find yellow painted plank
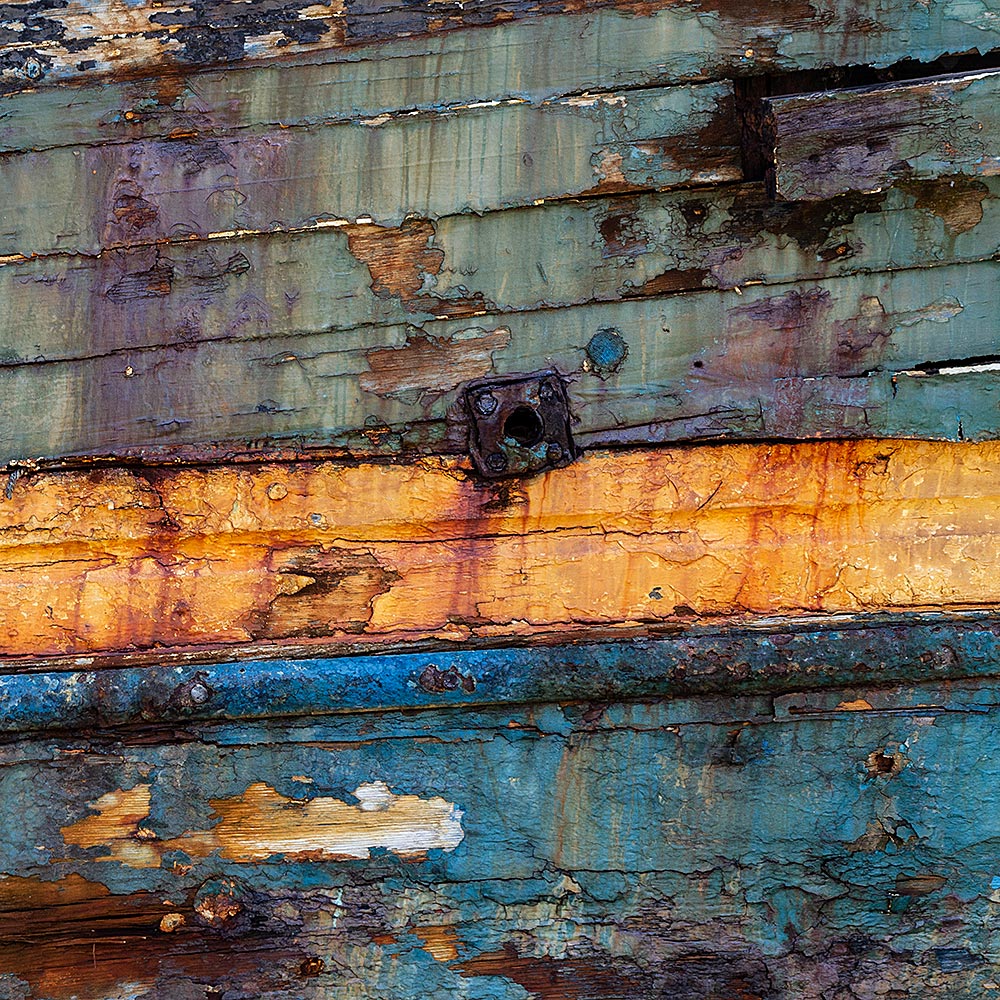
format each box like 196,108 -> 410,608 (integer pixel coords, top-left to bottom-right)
1,438 -> 998,660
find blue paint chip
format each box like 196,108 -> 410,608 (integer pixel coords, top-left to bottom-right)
990,875 -> 1000,889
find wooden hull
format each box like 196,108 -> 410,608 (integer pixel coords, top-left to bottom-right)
1,0 -> 999,994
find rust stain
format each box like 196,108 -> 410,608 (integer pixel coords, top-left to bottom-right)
623,267 -> 711,296
895,873 -> 947,897
0,871 -> 305,1000
456,942 -> 770,1000
4,440 -> 1000,659
343,219 -> 491,317
597,200 -> 652,258
865,749 -> 908,779
360,326 -> 511,401
60,781 -> 465,867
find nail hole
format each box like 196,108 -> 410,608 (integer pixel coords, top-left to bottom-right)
504,406 -> 544,447
865,749 -> 907,778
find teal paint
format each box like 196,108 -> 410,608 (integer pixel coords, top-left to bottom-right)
4,673 -> 1000,997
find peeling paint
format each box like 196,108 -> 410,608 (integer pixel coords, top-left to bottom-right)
62,781 -> 465,866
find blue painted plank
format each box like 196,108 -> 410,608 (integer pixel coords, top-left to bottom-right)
3,612 -> 1000,733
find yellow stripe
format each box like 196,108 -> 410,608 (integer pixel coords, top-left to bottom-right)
1,439 -> 998,659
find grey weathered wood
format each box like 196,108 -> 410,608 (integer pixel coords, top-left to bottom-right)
3,177 -> 997,366
1,259 -> 995,463
1,0 -> 998,99
0,83 -> 740,258
768,69 -> 1000,201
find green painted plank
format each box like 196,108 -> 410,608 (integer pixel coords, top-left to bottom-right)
2,177 -> 998,366
769,69 -> 1000,201
0,83 -> 740,258
1,613 -> 999,731
1,676 -> 999,997
1,0 -> 998,101
0,259 -> 996,463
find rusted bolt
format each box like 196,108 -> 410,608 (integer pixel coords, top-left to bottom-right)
194,878 -> 246,930
539,380 -> 558,403
171,671 -> 213,711
266,482 -> 288,500
585,328 -> 628,376
159,912 -> 186,933
545,442 -> 564,464
299,956 -> 326,977
486,452 -> 508,474
865,748 -> 907,778
418,663 -> 476,694
473,391 -> 498,416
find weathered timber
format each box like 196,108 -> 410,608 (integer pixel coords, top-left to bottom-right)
1,440 -> 999,660
1,0 -> 998,97
1,678 -> 999,997
1,613 -> 999,729
0,83 -> 741,258
2,177 -> 997,366
768,68 -> 1000,200
1,259 -> 996,463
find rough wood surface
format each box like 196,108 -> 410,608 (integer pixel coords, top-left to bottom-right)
1,439 -> 999,661
2,257 -> 996,464
1,0 -> 997,96
768,68 -> 1000,201
0,82 -> 741,259
3,177 -> 997,364
0,677 -> 998,998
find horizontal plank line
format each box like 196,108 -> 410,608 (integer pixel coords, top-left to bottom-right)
2,612 -> 1000,731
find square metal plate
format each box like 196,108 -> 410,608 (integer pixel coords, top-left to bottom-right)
464,370 -> 575,479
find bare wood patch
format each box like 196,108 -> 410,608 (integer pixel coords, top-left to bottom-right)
61,780 -> 465,866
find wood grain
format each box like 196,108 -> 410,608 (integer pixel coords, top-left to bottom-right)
1,677 -> 998,997
1,439 -> 999,660
0,83 -> 740,258
2,258 -> 996,464
768,69 -> 1000,200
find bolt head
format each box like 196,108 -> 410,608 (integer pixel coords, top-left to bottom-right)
486,451 -> 508,473
539,381 -> 558,403
189,681 -> 211,705
545,442 -> 564,464
474,391 -> 498,416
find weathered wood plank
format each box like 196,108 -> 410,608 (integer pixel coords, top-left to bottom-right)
1,439 -> 999,660
2,259 -> 996,463
769,68 -> 1000,201
1,613 -> 998,727
1,0 -> 998,97
0,83 -> 740,258
3,177 -> 997,367
1,678 -> 998,997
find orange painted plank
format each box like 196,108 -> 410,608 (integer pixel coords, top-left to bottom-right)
1,438 -> 998,660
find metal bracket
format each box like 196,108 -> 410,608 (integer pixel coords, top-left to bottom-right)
464,370 -> 576,479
